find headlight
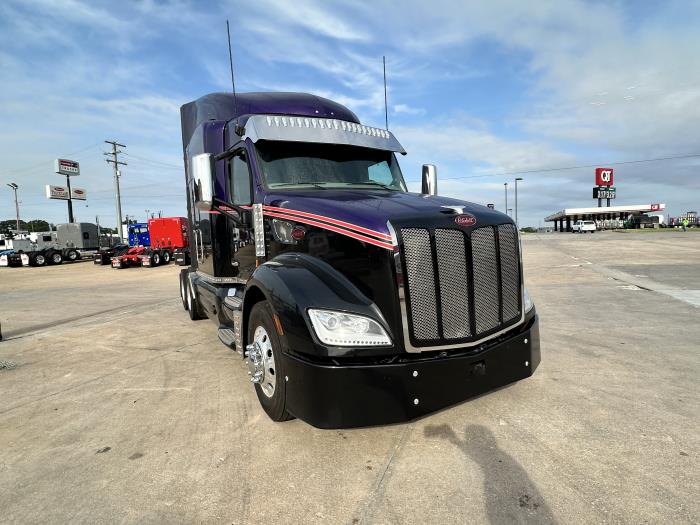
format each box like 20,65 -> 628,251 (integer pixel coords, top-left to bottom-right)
524,288 -> 534,312
308,309 -> 391,346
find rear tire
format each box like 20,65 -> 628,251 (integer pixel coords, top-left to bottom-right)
47,251 -> 63,265
151,252 -> 161,266
163,251 -> 171,264
247,301 -> 294,422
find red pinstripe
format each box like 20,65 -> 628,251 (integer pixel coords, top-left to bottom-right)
262,205 -> 392,241
263,210 -> 396,250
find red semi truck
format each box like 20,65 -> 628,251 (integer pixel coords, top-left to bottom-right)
112,217 -> 189,268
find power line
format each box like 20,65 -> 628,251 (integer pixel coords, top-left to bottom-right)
0,142 -> 102,178
122,152 -> 182,169
439,152 -> 700,181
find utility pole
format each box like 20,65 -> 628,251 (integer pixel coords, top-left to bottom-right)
6,183 -> 20,231
515,177 -> 523,229
104,140 -> 126,242
504,182 -> 508,215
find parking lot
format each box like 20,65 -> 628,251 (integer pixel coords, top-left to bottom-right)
1,231 -> 698,524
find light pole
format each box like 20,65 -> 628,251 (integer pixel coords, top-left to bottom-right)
7,183 -> 20,231
514,177 -> 523,229
145,209 -> 150,223
504,182 -> 508,214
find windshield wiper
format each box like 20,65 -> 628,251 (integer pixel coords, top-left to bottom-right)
342,181 -> 396,190
271,182 -> 328,189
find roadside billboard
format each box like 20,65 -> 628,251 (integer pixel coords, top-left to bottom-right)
54,158 -> 80,176
46,185 -> 70,200
71,188 -> 87,200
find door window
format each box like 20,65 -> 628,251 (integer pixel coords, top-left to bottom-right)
229,153 -> 252,205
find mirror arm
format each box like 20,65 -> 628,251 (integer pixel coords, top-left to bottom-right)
211,197 -> 252,224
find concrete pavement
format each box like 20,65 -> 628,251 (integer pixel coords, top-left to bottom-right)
0,231 -> 698,524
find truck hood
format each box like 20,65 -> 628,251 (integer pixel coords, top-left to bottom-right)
263,189 -> 512,241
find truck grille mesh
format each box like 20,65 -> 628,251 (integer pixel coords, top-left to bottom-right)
401,228 -> 439,340
400,223 -> 521,346
435,229 -> 471,339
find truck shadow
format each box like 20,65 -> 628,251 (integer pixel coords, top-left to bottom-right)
424,423 -> 557,525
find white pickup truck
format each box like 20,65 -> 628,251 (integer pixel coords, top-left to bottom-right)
572,220 -> 597,233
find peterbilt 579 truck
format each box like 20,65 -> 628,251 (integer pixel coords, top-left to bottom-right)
179,92 -> 540,428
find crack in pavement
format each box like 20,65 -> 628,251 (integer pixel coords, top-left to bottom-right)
354,423 -> 412,524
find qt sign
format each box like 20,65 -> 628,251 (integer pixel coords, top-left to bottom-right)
595,167 -> 614,186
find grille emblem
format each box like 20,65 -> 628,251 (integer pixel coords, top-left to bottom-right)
454,214 -> 477,227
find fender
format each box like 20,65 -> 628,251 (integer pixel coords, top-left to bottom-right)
245,253 -> 395,359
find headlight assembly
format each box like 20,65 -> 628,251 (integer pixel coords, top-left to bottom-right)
308,309 -> 391,347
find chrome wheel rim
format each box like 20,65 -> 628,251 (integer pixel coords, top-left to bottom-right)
36,255 -> 45,265
253,325 -> 276,398
52,254 -> 61,263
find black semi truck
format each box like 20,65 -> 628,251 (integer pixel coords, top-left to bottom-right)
179,92 -> 540,428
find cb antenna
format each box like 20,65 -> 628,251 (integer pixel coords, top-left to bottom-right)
383,56 -> 389,130
226,20 -> 240,127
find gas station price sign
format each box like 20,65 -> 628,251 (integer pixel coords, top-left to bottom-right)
593,187 -> 616,199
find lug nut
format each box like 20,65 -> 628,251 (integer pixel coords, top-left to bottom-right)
413,398 -> 419,405
412,370 -> 418,378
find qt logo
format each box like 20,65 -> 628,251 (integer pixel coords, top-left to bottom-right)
595,167 -> 614,186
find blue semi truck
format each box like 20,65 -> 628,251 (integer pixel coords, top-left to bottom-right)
178,92 -> 540,428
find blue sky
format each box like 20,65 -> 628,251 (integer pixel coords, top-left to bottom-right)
1,0 -> 699,228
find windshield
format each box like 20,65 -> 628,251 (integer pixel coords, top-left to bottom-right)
255,141 -> 407,191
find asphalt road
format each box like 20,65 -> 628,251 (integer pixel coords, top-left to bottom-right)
0,231 -> 698,524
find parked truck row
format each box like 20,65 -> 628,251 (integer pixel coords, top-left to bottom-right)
109,217 -> 190,268
0,223 -> 98,267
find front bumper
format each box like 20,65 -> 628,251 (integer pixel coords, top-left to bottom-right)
282,315 -> 540,428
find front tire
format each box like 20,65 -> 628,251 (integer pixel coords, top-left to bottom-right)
247,302 -> 293,422
180,273 -> 189,311
163,250 -> 171,264
186,280 -> 205,320
31,253 -> 47,267
65,249 -> 79,262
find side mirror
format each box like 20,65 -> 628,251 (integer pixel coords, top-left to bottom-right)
192,153 -> 214,210
421,164 -> 438,196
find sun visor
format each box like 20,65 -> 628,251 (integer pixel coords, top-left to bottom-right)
243,115 -> 406,154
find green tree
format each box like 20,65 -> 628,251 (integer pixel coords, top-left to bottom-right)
0,219 -> 28,235
26,219 -> 50,232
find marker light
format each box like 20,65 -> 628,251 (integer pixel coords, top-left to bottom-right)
524,288 -> 534,312
308,309 -> 391,347
265,116 -> 390,139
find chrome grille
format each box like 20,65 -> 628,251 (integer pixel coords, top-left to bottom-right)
435,229 -> 471,339
400,223 -> 521,346
472,227 -> 500,334
498,224 -> 520,321
401,228 -> 439,340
